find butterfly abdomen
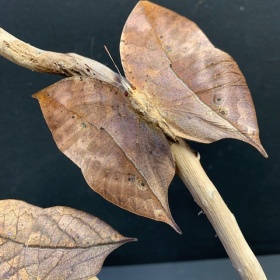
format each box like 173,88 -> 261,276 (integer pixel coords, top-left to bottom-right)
128,88 -> 177,141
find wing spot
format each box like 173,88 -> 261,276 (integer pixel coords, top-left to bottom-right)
217,106 -> 229,116
128,174 -> 135,182
166,46 -> 172,52
213,95 -> 222,104
137,180 -> 147,191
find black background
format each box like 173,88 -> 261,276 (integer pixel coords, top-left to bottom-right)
0,0 -> 279,266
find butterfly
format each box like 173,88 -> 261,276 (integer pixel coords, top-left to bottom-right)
33,1 -> 266,233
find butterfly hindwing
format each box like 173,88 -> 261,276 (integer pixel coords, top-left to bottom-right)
33,77 -> 180,233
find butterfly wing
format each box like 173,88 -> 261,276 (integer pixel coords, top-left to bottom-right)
33,77 -> 180,233
120,1 -> 267,157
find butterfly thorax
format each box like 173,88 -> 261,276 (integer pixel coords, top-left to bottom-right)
127,89 -> 177,142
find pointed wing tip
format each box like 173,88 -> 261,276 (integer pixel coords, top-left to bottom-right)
250,138 -> 268,158
32,91 -> 42,100
160,205 -> 182,234
168,219 -> 182,234
32,89 -> 50,102
31,93 -> 38,99
258,145 -> 268,158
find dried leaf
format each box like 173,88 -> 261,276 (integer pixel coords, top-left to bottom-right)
120,0 -> 267,157
0,200 -> 135,280
33,77 -> 180,233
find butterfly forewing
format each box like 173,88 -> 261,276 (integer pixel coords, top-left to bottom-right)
33,77 -> 180,233
120,1 -> 267,157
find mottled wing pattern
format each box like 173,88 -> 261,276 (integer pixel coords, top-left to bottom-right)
33,77 -> 179,232
0,200 -> 134,280
120,1 -> 267,157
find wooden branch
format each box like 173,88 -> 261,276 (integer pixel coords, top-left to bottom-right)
0,28 -> 124,88
0,28 -> 267,280
170,139 -> 266,280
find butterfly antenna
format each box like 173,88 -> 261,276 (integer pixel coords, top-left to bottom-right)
104,45 -> 132,92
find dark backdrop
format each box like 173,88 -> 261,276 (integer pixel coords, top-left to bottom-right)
0,0 -> 279,266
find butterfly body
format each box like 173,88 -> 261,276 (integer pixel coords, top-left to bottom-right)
127,88 -> 177,141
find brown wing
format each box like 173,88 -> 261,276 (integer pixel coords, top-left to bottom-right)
120,1 -> 267,157
33,77 -> 180,233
